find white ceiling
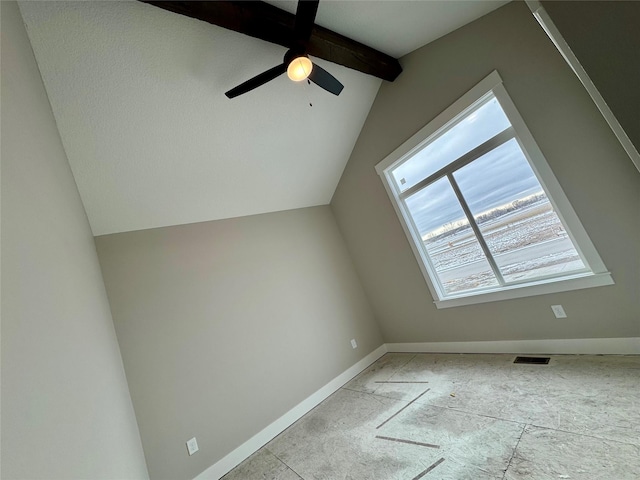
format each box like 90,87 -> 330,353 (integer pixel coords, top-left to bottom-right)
19,0 -> 507,235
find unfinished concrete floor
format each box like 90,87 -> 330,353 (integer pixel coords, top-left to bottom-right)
222,353 -> 640,479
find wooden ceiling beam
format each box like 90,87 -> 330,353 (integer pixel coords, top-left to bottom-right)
140,1 -> 402,81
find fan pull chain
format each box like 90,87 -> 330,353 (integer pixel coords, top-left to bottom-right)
307,79 -> 313,107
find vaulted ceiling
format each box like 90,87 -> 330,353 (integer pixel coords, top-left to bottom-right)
19,0 -> 507,235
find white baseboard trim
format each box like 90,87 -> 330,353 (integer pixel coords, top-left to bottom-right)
386,337 -> 640,355
194,344 -> 388,479
194,337 -> 638,479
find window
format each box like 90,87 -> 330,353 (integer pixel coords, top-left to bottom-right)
376,71 -> 613,308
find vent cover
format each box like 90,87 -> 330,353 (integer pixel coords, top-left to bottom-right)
514,356 -> 550,364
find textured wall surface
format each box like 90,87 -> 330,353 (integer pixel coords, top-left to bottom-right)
17,1 -> 509,236
95,206 -> 382,479
1,2 -> 149,478
18,0 -> 381,235
331,1 -> 640,343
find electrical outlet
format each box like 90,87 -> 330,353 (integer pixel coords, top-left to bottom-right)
350,339 -> 358,349
551,305 -> 567,318
186,437 -> 199,456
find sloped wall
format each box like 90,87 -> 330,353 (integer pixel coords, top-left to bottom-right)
542,0 -> 640,156
1,2 -> 149,478
331,1 -> 639,343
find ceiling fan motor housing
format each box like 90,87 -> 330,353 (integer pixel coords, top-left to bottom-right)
222,1 -> 346,98
284,49 -> 307,66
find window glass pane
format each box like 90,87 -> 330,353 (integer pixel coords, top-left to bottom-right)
405,177 -> 499,295
453,139 -> 586,283
392,96 -> 511,192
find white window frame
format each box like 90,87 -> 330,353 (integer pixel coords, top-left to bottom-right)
375,71 -> 613,309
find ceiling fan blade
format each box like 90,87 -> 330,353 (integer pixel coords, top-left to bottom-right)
308,63 -> 344,96
225,63 -> 287,98
293,0 -> 319,47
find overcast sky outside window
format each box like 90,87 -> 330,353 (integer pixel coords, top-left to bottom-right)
398,96 -> 544,235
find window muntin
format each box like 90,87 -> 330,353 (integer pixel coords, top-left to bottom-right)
405,177 -> 500,295
391,95 -> 511,193
453,139 -> 586,285
376,71 -> 613,307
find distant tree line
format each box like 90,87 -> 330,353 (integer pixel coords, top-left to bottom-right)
475,192 -> 547,225
424,191 -> 547,244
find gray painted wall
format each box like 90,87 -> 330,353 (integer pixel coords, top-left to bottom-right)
95,206 -> 382,480
331,1 -> 640,343
1,2 -> 149,478
542,0 -> 640,155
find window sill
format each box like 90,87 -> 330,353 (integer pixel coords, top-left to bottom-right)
433,272 -> 614,309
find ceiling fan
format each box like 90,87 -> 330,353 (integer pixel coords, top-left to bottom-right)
141,1 -> 402,96
226,1 -> 342,98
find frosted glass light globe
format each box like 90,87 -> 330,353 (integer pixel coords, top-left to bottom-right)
287,57 -> 313,81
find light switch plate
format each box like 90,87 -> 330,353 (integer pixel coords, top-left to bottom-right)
350,339 -> 358,349
186,437 -> 199,456
551,305 -> 567,318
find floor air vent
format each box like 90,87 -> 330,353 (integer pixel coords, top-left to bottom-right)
514,356 -> 550,364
